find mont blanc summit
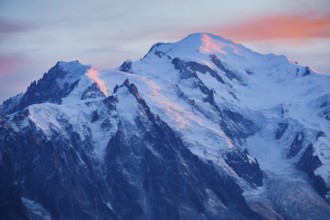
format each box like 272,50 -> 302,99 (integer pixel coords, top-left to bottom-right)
1,33 -> 330,220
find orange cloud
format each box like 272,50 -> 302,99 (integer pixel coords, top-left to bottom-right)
215,13 -> 330,41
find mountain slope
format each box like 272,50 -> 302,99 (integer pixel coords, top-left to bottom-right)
1,33 -> 330,219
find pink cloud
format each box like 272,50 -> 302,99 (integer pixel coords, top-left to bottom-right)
214,13 -> 330,42
0,55 -> 26,76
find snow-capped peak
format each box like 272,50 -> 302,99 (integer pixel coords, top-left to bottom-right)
1,33 -> 330,220
144,32 -> 251,59
178,33 -> 246,53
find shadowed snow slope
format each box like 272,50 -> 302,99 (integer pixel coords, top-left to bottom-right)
1,33 -> 330,220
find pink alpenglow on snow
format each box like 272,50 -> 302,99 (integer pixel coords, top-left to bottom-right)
87,68 -> 109,96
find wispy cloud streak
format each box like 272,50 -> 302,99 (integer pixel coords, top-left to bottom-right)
215,13 -> 330,41
0,20 -> 34,34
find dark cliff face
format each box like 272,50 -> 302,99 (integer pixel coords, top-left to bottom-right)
297,144 -> 329,203
172,57 -> 225,84
224,149 -> 263,187
287,132 -> 304,158
0,119 -> 28,220
171,57 -> 257,144
0,82 -> 262,220
0,113 -> 117,220
209,54 -> 241,83
275,123 -> 288,139
0,61 -> 89,116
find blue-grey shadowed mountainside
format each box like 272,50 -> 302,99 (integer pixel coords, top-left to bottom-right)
1,33 -> 330,220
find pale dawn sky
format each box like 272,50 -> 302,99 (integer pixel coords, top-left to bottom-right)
0,0 -> 329,102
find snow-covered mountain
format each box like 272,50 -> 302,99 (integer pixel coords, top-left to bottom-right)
1,33 -> 329,220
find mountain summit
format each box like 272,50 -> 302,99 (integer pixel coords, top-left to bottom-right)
1,33 -> 330,219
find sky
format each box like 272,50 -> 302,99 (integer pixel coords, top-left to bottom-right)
1,0 -> 330,102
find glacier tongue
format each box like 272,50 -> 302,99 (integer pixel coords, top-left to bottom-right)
1,33 -> 330,219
